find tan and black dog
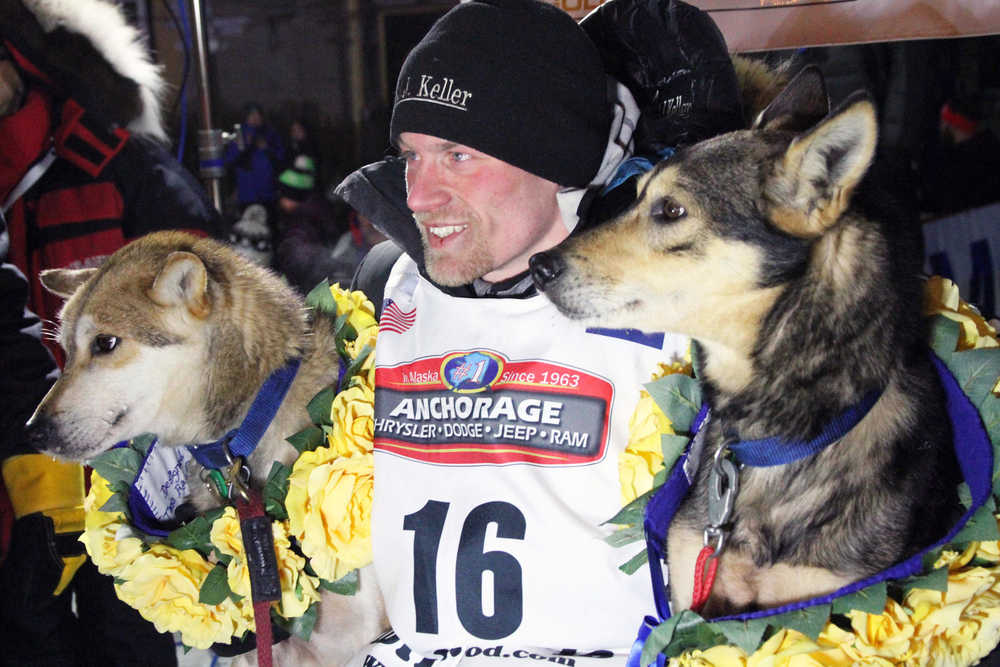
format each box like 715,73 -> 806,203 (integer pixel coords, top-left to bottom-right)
531,67 -> 961,616
26,230 -> 386,665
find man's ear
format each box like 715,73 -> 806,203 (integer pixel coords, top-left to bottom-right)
753,65 -> 830,134
766,92 -> 878,238
148,251 -> 211,318
39,267 -> 98,299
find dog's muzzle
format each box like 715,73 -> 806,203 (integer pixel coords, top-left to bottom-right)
24,413 -> 61,452
529,251 -> 565,292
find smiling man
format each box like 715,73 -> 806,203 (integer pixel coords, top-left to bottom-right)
333,1 -> 713,664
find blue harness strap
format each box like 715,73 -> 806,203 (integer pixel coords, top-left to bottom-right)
188,358 -> 302,469
629,352 -> 993,665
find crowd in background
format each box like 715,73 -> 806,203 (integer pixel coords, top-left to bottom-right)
221,101 -> 386,295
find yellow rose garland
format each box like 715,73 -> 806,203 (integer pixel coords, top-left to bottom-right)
622,277 -> 1000,666
79,282 -> 377,649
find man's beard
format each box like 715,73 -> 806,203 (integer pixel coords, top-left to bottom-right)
414,210 -> 494,287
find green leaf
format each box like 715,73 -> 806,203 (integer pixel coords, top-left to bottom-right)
903,566 -> 949,595
651,466 -> 667,489
99,493 -> 130,514
263,461 -> 292,521
645,374 -> 702,434
305,279 -> 336,314
661,433 -> 689,475
108,479 -> 133,498
993,454 -> 1000,500
605,489 -> 653,527
831,581 -> 888,615
690,341 -> 705,379
929,316 -> 961,361
320,568 -> 359,595
198,564 -> 231,605
166,515 -> 213,555
711,618 -> 769,654
340,343 -> 373,391
286,424 -> 326,454
952,500 -> 1000,543
640,614 -> 682,666
619,549 -> 648,575
604,523 -> 644,548
212,547 -> 233,567
768,604 -> 831,640
89,447 -> 142,487
287,602 -> 318,641
640,610 -> 706,664
203,507 -> 226,523
306,387 -> 336,427
332,312 -> 359,351
665,614 -> 728,658
957,482 -> 973,509
131,433 -> 157,457
949,347 -> 1000,409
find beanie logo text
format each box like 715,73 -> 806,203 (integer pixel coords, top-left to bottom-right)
396,74 -> 473,111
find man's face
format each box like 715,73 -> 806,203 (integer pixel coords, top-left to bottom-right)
399,132 -> 565,286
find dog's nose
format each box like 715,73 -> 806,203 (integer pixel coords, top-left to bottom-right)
529,252 -> 565,291
24,414 -> 58,451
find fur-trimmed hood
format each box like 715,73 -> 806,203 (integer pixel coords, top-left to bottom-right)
0,0 -> 166,140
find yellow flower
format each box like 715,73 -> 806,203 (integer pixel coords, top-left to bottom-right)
978,538 -> 1000,563
842,599 -> 916,661
327,381 -> 375,457
286,449 -> 373,581
209,507 -> 320,619
331,283 -> 377,334
80,472 -> 143,576
81,520 -> 144,577
924,276 -> 999,352
621,393 -> 674,504
934,543 -> 979,571
115,543 -> 253,650
747,628 -> 826,667
347,323 -> 378,387
620,358 -> 693,504
83,471 -> 122,528
669,645 -> 747,667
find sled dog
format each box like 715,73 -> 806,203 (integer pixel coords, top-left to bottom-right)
27,230 -> 385,665
531,68 -> 962,616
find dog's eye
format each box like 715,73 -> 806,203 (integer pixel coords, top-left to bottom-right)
651,197 -> 687,223
92,334 -> 120,355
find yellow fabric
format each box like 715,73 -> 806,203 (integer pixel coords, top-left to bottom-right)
2,454 -> 85,521
53,554 -> 86,596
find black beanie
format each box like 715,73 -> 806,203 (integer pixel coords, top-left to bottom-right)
389,0 -> 611,188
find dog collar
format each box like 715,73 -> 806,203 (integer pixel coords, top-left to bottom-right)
726,389 -> 882,467
187,358 -> 302,470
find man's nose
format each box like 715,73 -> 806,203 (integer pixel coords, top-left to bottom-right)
405,161 -> 449,213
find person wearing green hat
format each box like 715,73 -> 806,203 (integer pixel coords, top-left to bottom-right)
273,154 -> 350,295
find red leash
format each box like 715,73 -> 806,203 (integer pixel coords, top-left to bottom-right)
235,488 -> 280,667
690,545 -> 719,612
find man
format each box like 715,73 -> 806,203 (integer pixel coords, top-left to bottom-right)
335,1 -> 741,663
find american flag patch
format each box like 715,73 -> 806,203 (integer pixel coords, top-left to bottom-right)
380,299 -> 416,334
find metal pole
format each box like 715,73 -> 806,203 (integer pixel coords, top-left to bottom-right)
347,0 -> 364,166
189,0 -> 224,212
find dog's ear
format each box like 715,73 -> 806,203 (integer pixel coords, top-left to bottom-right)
766,92 -> 878,238
149,251 -> 211,318
753,65 -> 830,133
39,267 -> 98,298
